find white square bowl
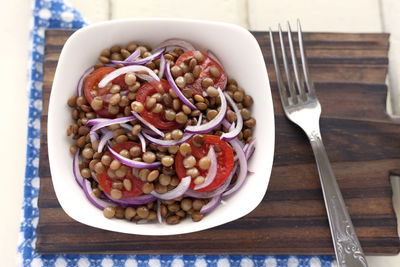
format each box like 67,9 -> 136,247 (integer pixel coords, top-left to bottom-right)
48,18 -> 274,235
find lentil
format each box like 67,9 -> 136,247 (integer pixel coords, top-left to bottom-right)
142,182 -> 154,194
124,207 -> 136,220
110,189 -> 123,199
192,134 -> 205,147
137,206 -> 149,218
147,170 -> 159,182
161,155 -> 174,167
103,206 -> 115,218
142,151 -> 156,163
166,215 -> 180,225
194,176 -> 205,185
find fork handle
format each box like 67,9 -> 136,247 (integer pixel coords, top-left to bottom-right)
308,130 -> 368,267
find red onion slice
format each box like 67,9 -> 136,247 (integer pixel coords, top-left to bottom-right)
98,65 -> 159,88
125,48 -> 141,62
200,194 -> 222,214
90,170 -> 99,183
245,138 -> 256,160
194,146 -> 217,190
185,88 -> 227,133
223,139 -> 248,197
185,163 -> 237,199
110,48 -> 140,65
153,38 -> 196,52
73,148 -> 84,188
220,93 -> 243,141
104,193 -> 156,206
158,54 -> 166,78
77,66 -> 94,97
165,60 -> 197,110
131,111 -> 165,137
108,145 -> 161,169
157,199 -> 162,224
85,118 -> 109,126
138,133 -> 146,152
110,48 -> 165,66
90,131 -> 99,143
120,123 -> 132,132
150,176 -> 191,200
98,129 -> 113,152
83,179 -> 115,210
136,73 -> 157,83
142,132 -> 193,147
90,116 -> 135,133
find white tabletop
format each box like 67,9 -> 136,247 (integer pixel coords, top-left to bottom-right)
1,0 -> 399,266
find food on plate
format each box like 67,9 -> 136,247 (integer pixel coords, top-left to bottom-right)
66,39 -> 256,225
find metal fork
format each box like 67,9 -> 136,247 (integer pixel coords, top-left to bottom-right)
269,20 -> 368,267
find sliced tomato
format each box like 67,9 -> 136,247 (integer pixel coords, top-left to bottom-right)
98,142 -> 144,198
136,79 -> 180,130
83,67 -> 128,118
175,135 -> 234,192
175,51 -> 227,96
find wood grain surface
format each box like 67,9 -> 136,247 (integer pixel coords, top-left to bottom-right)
37,30 -> 400,255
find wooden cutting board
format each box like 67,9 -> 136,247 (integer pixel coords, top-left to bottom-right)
37,30 -> 400,255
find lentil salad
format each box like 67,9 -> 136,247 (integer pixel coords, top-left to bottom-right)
67,39 -> 256,225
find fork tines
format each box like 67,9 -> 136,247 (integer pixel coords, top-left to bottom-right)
269,20 -> 316,106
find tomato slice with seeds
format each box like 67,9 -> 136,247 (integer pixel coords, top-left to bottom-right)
83,67 -> 128,118
175,51 -> 227,96
136,79 -> 181,130
175,135 -> 234,192
98,142 -> 144,198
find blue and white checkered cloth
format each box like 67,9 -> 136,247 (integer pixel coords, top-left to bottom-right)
17,0 -> 336,266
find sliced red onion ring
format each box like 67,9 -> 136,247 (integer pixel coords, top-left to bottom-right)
131,111 -> 165,137
157,199 -> 162,224
138,133 -> 146,152
110,48 -> 140,65
90,116 -> 136,133
220,93 -> 243,141
77,66 -> 94,97
194,146 -> 217,190
90,171 -> 99,183
108,145 -> 161,169
244,138 -> 256,160
185,163 -> 237,199
142,132 -> 193,147
85,118 -> 109,126
125,48 -> 141,62
98,65 -> 159,88
223,139 -> 248,197
150,176 -> 191,200
185,88 -> 227,133
153,38 -> 196,52
128,48 -> 165,65
98,129 -> 113,152
136,73 -> 157,83
90,131 -> 99,143
158,54 -> 166,78
200,194 -> 222,214
73,148 -> 83,188
120,123 -> 132,132
83,179 -> 115,210
165,60 -> 197,110
104,193 -> 156,206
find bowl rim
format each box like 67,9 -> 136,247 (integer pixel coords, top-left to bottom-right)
48,17 -> 275,235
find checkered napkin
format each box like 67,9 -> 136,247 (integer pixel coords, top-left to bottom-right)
17,0 -> 336,266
